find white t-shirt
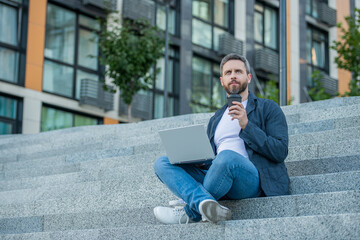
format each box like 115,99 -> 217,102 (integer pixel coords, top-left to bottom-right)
214,100 -> 249,159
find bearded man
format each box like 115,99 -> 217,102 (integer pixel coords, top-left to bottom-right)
153,53 -> 289,224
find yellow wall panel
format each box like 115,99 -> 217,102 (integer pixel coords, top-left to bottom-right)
104,117 -> 119,125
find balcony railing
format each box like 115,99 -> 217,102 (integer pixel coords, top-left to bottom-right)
82,0 -> 117,10
122,0 -> 155,24
218,33 -> 244,56
79,79 -> 114,111
318,2 -> 337,27
254,48 -> 279,75
320,74 -> 338,95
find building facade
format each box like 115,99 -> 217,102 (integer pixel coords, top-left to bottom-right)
0,0 -> 359,135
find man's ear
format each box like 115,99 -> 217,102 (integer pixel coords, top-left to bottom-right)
220,77 -> 224,87
247,74 -> 252,84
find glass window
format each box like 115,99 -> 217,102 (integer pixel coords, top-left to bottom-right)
0,3 -> 17,46
0,1 -> 27,85
41,106 -> 99,132
191,56 -> 225,113
79,15 -> 100,31
0,95 -> 22,135
44,4 -> 76,64
44,4 -> 101,100
306,25 -> 329,87
264,8 -> 277,49
254,3 -> 278,51
152,47 -> 180,119
192,0 -> 233,50
193,0 -> 211,21
156,5 -> 176,35
78,29 -> 98,70
0,47 -> 19,83
214,0 -> 228,27
192,19 -> 212,49
43,60 -> 74,97
192,57 -> 212,106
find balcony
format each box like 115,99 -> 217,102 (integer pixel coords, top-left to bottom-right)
122,0 -> 155,24
218,33 -> 244,56
320,74 -> 338,95
79,79 -> 114,111
318,2 -> 337,27
119,92 -> 153,120
254,48 -> 279,75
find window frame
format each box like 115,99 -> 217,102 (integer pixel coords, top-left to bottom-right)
153,0 -> 180,37
0,93 -> 23,134
0,0 -> 28,86
306,0 -> 329,19
191,0 -> 234,51
43,2 -> 104,100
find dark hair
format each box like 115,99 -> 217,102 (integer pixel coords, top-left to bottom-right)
220,53 -> 251,76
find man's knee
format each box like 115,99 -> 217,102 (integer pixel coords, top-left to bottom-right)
212,150 -> 245,168
154,156 -> 170,175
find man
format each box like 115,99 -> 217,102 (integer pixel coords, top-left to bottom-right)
153,53 -> 289,224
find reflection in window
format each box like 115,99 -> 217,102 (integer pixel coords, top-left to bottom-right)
41,106 -> 99,132
78,29 -> 98,70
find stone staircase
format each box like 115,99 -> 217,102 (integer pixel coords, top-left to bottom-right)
0,97 -> 359,239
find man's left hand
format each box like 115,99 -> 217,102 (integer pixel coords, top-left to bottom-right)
228,101 -> 248,130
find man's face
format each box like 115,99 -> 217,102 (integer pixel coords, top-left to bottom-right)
220,60 -> 251,95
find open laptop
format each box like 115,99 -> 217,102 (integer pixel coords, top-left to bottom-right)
158,124 -> 215,164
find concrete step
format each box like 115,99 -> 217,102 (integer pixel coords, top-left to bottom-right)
1,100 -> 359,158
286,154 -> 360,176
0,181 -> 102,206
0,190 -> 358,236
0,163 -> 81,181
1,213 -> 358,239
0,171 -> 96,192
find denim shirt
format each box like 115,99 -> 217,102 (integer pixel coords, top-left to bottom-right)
206,91 -> 290,196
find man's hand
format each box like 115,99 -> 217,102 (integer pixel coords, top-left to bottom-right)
228,101 -> 248,130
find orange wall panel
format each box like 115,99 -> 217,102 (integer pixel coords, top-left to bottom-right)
104,117 -> 119,125
336,0 -> 352,95
25,0 -> 47,91
286,0 -> 291,102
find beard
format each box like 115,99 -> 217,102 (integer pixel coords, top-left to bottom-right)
224,80 -> 248,95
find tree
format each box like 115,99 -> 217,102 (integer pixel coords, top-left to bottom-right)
256,76 -> 279,104
331,8 -> 360,96
307,70 -> 332,101
97,15 -> 164,121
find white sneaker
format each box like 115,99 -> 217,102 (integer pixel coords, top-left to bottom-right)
198,199 -> 232,223
168,198 -> 186,207
154,206 -> 191,224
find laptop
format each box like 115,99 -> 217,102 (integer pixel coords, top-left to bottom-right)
158,124 -> 215,164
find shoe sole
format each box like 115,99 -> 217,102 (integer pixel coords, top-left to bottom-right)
199,200 -> 232,223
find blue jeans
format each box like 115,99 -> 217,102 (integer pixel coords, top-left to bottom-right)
154,150 -> 262,221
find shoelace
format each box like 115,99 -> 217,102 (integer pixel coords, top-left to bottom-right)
173,207 -> 190,225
